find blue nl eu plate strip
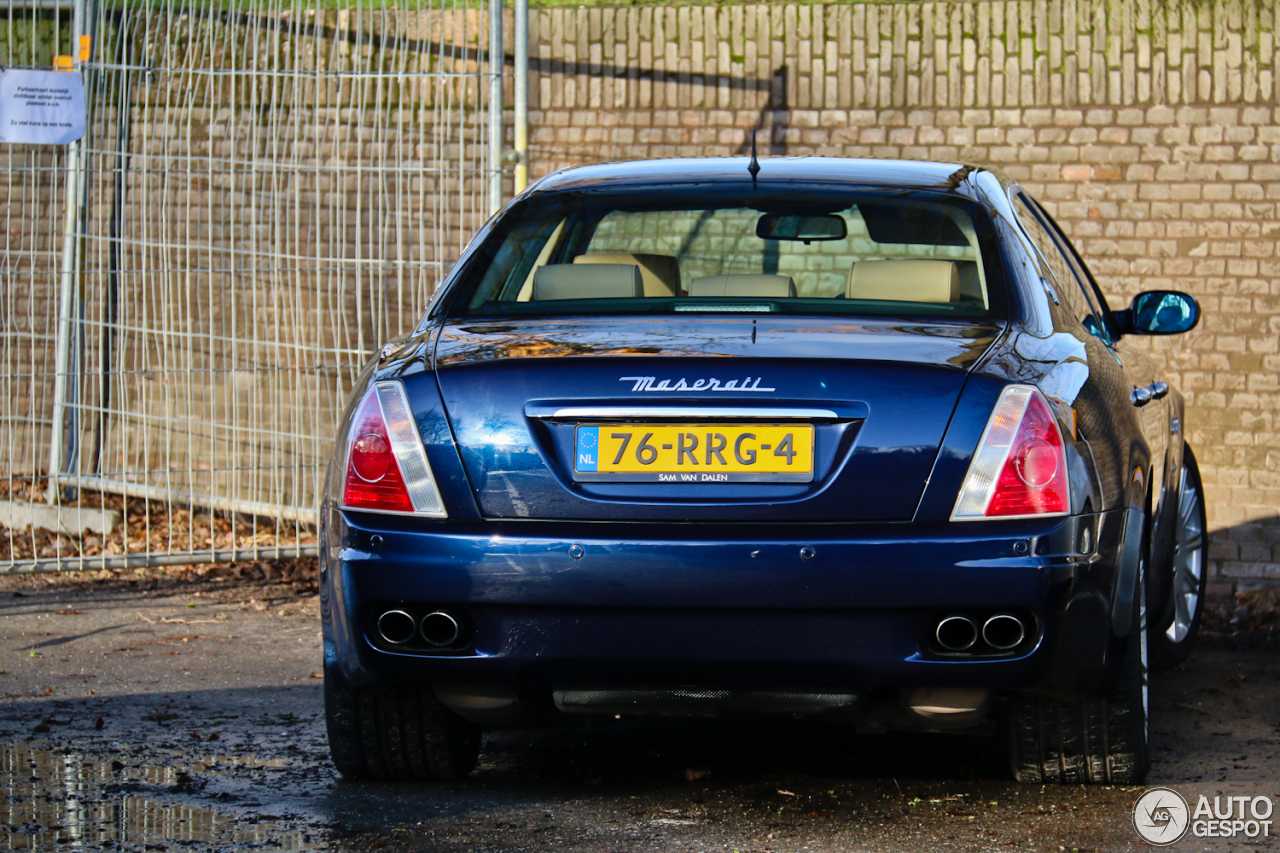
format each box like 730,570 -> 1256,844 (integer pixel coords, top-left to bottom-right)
574,425 -> 600,472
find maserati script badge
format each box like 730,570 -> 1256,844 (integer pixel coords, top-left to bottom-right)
620,375 -> 776,393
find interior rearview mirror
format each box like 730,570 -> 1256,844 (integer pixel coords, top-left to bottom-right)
1121,290 -> 1201,336
757,214 -> 847,242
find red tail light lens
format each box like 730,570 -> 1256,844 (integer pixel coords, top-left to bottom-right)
351,433 -> 393,483
952,386 -> 1070,520
343,391 -> 414,513
986,393 -> 1068,516
341,382 -> 447,517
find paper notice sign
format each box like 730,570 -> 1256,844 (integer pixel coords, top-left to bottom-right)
0,69 -> 86,145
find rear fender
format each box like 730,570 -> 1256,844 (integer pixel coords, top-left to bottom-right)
1042,465 -> 1147,697
1109,500 -> 1146,640
1096,466 -> 1150,690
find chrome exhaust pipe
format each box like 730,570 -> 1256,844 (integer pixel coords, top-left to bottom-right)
935,616 -> 978,652
982,614 -> 1026,650
420,610 -> 461,647
377,610 -> 417,645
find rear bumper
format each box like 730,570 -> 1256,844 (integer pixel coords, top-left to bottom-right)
321,508 -> 1127,696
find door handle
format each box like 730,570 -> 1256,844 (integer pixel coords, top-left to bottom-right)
1132,383 -> 1168,408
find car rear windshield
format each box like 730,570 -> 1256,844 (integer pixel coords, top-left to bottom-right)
445,183 -> 1008,320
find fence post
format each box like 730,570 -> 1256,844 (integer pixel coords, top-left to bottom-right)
513,0 -> 528,194
46,0 -> 88,504
488,0 -> 504,215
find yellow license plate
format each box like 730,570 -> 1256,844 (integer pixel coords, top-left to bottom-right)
573,423 -> 814,483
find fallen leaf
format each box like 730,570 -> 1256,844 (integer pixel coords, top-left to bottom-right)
170,770 -> 205,794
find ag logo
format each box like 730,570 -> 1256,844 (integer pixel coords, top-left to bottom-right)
1133,787 -> 1191,845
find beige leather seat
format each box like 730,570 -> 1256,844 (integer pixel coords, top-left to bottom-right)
688,274 -> 797,298
532,263 -> 643,300
846,260 -> 960,303
574,253 -> 681,297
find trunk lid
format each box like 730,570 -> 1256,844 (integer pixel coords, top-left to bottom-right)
433,316 -> 1003,522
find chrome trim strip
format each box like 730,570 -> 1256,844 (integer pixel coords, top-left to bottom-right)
540,406 -> 842,420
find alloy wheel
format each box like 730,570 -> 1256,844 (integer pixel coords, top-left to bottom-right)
1166,461 -> 1205,644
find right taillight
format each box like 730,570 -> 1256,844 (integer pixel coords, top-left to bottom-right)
341,381 -> 447,517
951,385 -> 1069,521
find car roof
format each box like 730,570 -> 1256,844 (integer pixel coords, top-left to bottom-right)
528,157 -> 1011,196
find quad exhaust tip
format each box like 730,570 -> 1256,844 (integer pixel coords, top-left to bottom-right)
377,609 -> 464,647
935,616 -> 978,652
982,613 -> 1026,650
376,610 -> 417,645
934,613 -> 1029,653
421,610 -> 462,647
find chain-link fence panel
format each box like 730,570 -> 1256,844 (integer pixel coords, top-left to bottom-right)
1,0 -> 499,573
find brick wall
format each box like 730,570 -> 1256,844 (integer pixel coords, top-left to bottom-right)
517,0 -> 1280,593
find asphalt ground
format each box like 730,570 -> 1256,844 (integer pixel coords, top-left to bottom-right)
1,568 -> 1277,852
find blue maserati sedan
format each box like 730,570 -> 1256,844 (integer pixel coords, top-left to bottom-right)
319,157 -> 1205,785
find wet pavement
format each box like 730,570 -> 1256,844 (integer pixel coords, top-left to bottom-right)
1,575 -> 1278,852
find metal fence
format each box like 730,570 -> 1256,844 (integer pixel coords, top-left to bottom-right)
1,0 -> 502,573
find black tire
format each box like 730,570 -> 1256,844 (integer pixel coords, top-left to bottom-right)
1149,445 -> 1208,671
325,676 -> 481,781
1008,581 -> 1150,784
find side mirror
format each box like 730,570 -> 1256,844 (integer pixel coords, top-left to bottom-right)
1115,290 -> 1200,336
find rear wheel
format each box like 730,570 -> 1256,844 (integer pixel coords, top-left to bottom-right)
1008,578 -> 1150,784
1149,445 -> 1208,670
325,676 -> 481,781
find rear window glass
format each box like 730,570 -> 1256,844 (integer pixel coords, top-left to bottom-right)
444,184 -> 1007,320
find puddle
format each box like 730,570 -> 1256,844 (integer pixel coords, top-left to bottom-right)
1,742 -> 323,851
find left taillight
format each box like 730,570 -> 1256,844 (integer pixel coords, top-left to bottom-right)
341,381 -> 447,517
951,385 -> 1070,521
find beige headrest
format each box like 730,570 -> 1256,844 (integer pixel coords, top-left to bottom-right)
688,274 -> 797,298
532,263 -> 642,300
574,253 -> 680,297
846,260 -> 960,303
